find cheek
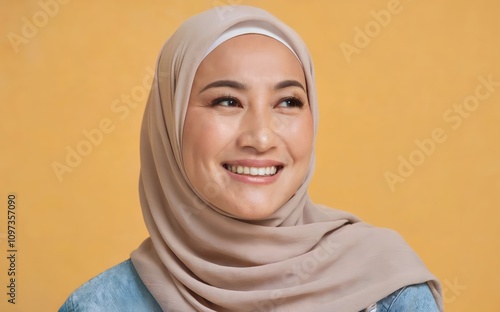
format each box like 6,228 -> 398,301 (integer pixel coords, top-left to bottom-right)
284,113 -> 314,160
183,110 -> 205,181
182,109 -> 239,205
182,109 -> 235,169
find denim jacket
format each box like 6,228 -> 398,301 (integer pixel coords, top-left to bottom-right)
59,259 -> 439,312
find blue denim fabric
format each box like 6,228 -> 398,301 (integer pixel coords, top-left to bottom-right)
59,259 -> 162,312
59,259 -> 439,312
374,282 -> 440,312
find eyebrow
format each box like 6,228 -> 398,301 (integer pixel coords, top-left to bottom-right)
274,80 -> 306,92
199,79 -> 306,94
199,80 -> 246,94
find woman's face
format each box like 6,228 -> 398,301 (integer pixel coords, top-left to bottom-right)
182,34 -> 313,219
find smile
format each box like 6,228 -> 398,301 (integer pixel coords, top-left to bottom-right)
222,164 -> 282,176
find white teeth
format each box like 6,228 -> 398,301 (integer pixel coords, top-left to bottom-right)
225,165 -> 279,176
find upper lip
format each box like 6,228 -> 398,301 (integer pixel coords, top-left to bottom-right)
222,159 -> 284,167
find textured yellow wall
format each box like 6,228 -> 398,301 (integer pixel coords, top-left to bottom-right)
1,1 -> 499,311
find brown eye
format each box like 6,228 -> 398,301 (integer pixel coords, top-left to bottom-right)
278,97 -> 304,108
211,97 -> 240,107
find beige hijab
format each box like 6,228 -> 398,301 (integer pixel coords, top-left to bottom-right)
131,5 -> 443,312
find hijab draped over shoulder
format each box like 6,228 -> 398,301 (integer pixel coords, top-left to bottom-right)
131,5 -> 443,312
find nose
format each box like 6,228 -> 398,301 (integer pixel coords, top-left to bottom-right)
236,106 -> 279,153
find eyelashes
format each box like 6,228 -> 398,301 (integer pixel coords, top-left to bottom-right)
278,96 -> 305,108
209,94 -> 305,109
210,95 -> 241,107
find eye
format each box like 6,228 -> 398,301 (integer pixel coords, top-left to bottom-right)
210,96 -> 241,107
277,97 -> 305,108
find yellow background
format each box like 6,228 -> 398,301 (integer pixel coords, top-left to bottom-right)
1,0 -> 499,311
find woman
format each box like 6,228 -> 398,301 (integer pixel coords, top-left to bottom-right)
60,5 -> 443,312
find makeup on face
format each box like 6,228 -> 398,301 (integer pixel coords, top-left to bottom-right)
182,34 -> 313,220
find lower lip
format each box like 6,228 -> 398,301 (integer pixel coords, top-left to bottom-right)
224,168 -> 282,185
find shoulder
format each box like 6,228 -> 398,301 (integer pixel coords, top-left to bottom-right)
375,283 -> 440,312
59,259 -> 162,312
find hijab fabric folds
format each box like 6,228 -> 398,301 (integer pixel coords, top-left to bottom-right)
131,6 -> 443,312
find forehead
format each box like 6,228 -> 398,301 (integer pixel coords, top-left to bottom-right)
205,33 -> 298,61
194,34 -> 305,83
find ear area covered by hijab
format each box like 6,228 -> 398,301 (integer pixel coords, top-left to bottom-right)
131,5 -> 443,312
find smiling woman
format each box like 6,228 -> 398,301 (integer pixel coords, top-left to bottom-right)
59,5 -> 443,312
183,34 -> 313,220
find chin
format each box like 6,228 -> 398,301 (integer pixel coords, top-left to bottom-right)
225,203 -> 279,220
